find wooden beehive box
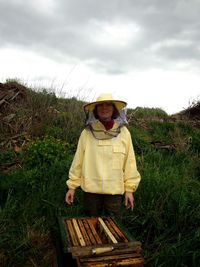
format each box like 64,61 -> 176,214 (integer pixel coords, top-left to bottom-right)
58,216 -> 144,267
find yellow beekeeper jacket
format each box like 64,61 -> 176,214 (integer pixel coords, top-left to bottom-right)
66,121 -> 141,195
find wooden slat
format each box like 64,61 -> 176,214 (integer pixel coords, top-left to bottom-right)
66,219 -> 79,246
98,218 -> 118,244
77,219 -> 91,246
72,219 -> 86,246
106,218 -> 129,242
82,219 -> 97,245
63,219 -> 72,247
87,219 -> 103,245
79,254 -> 145,267
104,220 -> 120,242
80,253 -> 143,262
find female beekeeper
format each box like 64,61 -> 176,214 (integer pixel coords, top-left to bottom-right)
65,93 -> 141,219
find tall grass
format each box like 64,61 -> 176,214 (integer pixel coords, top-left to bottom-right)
127,123 -> 200,266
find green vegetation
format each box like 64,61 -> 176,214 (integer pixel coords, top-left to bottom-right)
128,106 -> 169,120
0,81 -> 200,266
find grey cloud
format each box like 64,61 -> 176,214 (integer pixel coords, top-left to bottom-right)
0,0 -> 200,74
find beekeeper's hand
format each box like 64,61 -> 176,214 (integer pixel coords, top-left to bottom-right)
125,192 -> 134,211
65,189 -> 75,205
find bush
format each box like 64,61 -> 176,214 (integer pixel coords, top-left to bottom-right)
128,107 -> 169,120
1,137 -> 73,221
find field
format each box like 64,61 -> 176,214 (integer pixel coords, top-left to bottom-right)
0,80 -> 200,267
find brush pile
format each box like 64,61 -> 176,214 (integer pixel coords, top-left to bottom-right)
0,81 -> 27,113
181,101 -> 200,119
0,81 -> 30,151
173,100 -> 200,128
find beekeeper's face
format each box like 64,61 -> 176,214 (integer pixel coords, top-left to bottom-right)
96,102 -> 114,121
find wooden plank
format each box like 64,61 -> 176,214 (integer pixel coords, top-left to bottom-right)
80,253 -> 143,262
87,219 -> 103,245
79,255 -> 145,267
66,219 -> 79,246
77,219 -> 91,246
70,241 -> 142,257
106,217 -> 129,242
104,219 -> 121,242
98,218 -> 118,244
72,219 -> 86,246
59,218 -> 71,253
82,219 -> 97,245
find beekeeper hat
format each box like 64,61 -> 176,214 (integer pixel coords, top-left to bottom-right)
84,93 -> 127,112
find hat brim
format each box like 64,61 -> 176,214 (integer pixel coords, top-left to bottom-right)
84,100 -> 127,112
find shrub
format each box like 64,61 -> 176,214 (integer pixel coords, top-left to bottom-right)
128,107 -> 169,120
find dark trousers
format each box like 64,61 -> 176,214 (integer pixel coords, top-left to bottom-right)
83,192 -> 122,220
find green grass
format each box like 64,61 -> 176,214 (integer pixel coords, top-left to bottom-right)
120,148 -> 200,266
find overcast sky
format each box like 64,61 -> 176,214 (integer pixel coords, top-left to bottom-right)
0,0 -> 200,114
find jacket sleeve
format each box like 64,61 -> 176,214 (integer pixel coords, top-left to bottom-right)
123,129 -> 141,193
66,130 -> 86,190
